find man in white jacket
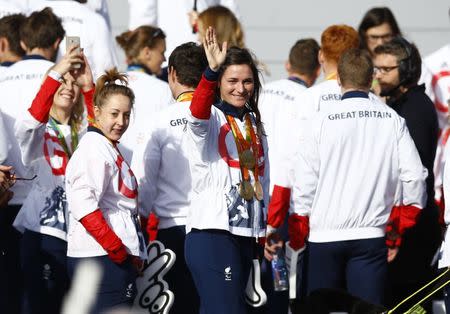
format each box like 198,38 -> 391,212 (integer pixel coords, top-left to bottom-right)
271,49 -> 427,305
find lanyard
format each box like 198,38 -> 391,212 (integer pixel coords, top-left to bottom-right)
176,91 -> 194,102
325,72 -> 337,81
48,117 -> 78,158
127,64 -> 152,75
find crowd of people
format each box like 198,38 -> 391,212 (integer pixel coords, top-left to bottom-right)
0,1 -> 450,314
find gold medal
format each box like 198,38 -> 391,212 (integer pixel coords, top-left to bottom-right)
254,181 -> 263,201
240,180 -> 254,200
240,149 -> 256,169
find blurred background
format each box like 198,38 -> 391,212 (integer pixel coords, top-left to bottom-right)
107,0 -> 450,81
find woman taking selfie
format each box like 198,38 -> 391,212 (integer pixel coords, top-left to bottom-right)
14,46 -> 94,314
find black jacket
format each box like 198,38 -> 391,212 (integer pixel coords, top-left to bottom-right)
387,84 -> 438,207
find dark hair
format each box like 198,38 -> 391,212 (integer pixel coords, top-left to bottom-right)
168,42 -> 207,88
20,7 -> 65,50
338,49 -> 373,90
116,26 -> 166,64
373,37 -> 421,87
321,25 -> 359,65
358,7 -> 402,50
0,14 -> 26,58
218,47 -> 263,136
94,68 -> 135,110
289,38 -> 320,77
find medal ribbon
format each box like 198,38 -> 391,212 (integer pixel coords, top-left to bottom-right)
325,72 -> 337,81
245,114 -> 260,181
48,117 -> 78,158
226,114 -> 261,189
176,91 -> 195,102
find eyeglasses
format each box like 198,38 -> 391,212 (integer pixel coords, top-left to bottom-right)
9,172 -> 37,181
374,65 -> 399,74
366,33 -> 394,43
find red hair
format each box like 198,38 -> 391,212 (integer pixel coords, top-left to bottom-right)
321,25 -> 359,65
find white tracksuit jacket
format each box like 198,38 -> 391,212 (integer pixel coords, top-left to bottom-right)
291,92 -> 427,243
118,69 -> 173,163
65,129 -> 146,259
421,44 -> 450,204
0,56 -> 54,205
438,139 -> 450,268
13,73 -> 93,241
0,109 -> 8,164
259,78 -> 308,193
131,100 -> 193,229
186,76 -> 269,238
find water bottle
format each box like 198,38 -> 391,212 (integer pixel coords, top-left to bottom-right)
271,246 -> 289,291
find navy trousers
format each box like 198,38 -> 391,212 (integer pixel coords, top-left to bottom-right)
307,237 -> 387,306
68,255 -> 137,314
157,225 -> 199,314
21,230 -> 69,314
185,229 -> 254,314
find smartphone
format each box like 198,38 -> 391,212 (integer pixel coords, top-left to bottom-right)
65,36 -> 81,69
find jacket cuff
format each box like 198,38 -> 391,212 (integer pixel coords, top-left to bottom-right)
267,185 -> 291,228
288,214 -> 309,250
204,66 -> 219,81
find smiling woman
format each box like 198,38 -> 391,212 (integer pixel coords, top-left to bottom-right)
13,46 -> 95,314
65,68 -> 147,314
185,27 -> 268,314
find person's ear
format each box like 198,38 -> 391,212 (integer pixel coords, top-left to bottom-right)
318,49 -> 324,65
285,60 -> 291,73
142,46 -> 152,60
20,40 -> 28,52
337,74 -> 342,87
0,37 -> 8,55
52,37 -> 62,52
94,105 -> 100,119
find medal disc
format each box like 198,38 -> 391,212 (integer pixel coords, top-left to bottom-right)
254,181 -> 263,201
240,180 -> 254,201
240,149 -> 256,169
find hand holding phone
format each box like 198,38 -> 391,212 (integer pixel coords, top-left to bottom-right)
66,36 -> 81,69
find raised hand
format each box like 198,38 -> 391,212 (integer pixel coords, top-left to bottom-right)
73,52 -> 94,92
51,45 -> 84,77
203,26 -> 227,71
